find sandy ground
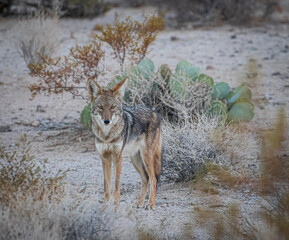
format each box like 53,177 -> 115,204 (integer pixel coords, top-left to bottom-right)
0,7 -> 289,239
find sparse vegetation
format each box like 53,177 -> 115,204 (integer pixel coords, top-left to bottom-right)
4,6 -> 289,239
13,10 -> 60,73
0,188 -> 116,240
0,134 -> 68,203
155,0 -> 281,27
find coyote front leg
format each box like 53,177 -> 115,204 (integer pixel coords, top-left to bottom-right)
113,154 -> 122,207
101,155 -> 112,202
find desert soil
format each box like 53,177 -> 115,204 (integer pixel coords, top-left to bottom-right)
0,7 -> 289,239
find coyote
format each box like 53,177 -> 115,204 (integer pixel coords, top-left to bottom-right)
87,77 -> 162,209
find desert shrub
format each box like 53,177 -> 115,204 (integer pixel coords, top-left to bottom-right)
161,115 -> 260,182
4,0 -> 108,17
66,0 -> 108,17
30,14 -> 162,99
0,134 -> 68,203
29,42 -> 104,99
155,0 -> 280,27
95,14 -> 164,68
0,188 -> 115,240
13,9 -> 60,72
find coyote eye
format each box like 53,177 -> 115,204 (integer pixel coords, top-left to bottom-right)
110,105 -> 116,110
97,105 -> 103,110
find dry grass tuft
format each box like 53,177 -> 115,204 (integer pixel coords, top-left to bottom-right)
195,204 -> 261,240
161,115 -> 260,182
259,108 -> 288,194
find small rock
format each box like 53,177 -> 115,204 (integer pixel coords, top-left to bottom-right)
31,120 -> 40,127
36,105 -> 46,112
206,65 -> 214,70
0,125 -> 11,132
170,36 -> 179,41
230,35 -> 236,39
22,120 -> 30,126
272,72 -> 281,76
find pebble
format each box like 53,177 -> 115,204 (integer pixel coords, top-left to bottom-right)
22,120 -> 30,126
0,125 -> 11,132
36,105 -> 46,112
272,72 -> 281,76
206,65 -> 214,70
170,36 -> 179,41
31,120 -> 40,127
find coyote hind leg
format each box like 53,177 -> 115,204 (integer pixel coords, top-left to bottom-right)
130,151 -> 149,208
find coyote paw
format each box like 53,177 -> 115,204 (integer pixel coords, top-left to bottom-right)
135,200 -> 144,208
145,204 -> 155,210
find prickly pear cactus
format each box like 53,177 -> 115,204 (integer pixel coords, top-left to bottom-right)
175,60 -> 200,81
168,74 -> 192,100
197,74 -> 214,87
81,103 -> 92,130
207,100 -> 227,120
227,85 -> 251,104
105,59 -> 255,124
227,101 -> 254,122
211,82 -> 230,100
138,58 -> 154,80
158,64 -> 172,82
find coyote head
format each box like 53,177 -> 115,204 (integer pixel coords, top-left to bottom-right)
87,77 -> 127,127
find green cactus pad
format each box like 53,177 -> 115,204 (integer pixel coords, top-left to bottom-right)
223,90 -> 234,101
227,102 -> 254,123
207,100 -> 227,120
228,85 -> 252,105
159,64 -> 172,82
175,60 -> 200,81
138,58 -> 154,80
211,82 -> 230,100
197,74 -> 214,86
234,85 -> 252,100
80,103 -> 92,130
168,74 -> 191,100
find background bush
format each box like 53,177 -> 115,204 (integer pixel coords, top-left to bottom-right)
13,9 -> 60,72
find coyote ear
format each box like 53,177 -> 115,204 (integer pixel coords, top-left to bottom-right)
87,78 -> 103,101
111,76 -> 128,99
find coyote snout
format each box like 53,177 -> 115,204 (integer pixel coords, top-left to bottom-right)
87,77 -> 162,210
